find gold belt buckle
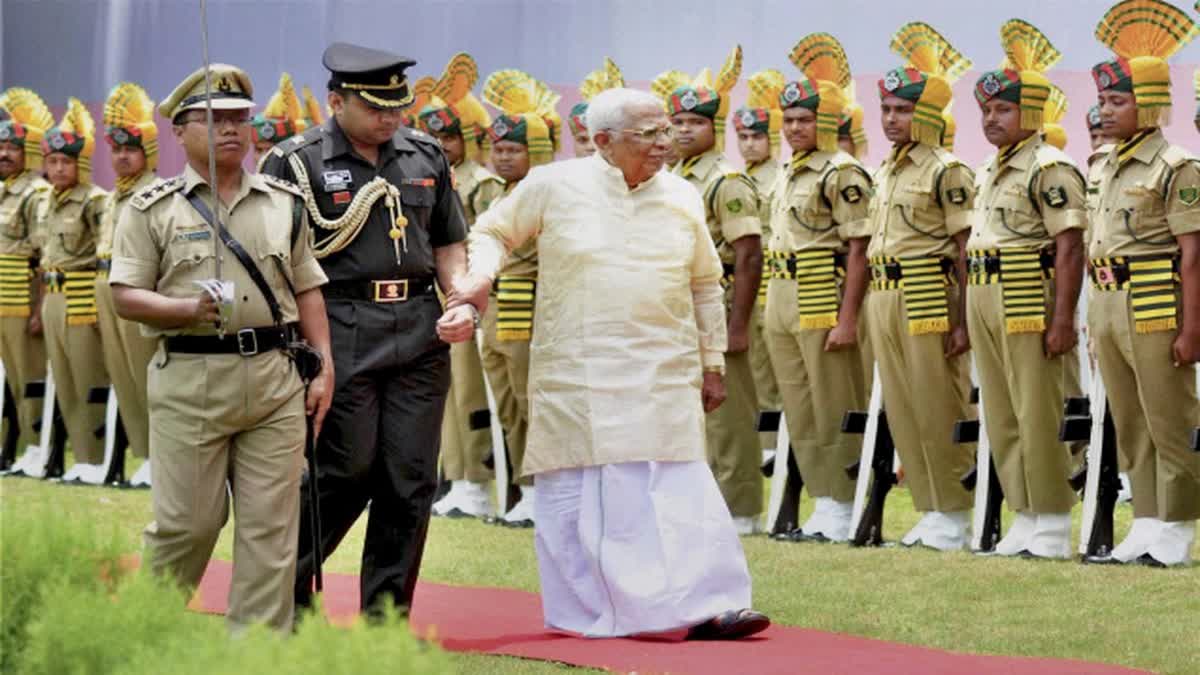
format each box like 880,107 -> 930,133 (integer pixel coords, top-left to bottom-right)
373,279 -> 409,303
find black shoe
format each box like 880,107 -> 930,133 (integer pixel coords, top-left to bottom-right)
686,609 -> 771,641
1133,552 -> 1167,568
441,507 -> 476,519
794,531 -> 831,544
1081,553 -> 1123,565
501,518 -> 534,529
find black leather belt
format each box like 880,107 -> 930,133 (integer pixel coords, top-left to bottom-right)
968,252 -> 1054,276
783,253 -> 847,276
97,259 -> 112,272
165,323 -> 298,357
322,278 -> 435,303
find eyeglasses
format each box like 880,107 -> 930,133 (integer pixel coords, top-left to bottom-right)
183,113 -> 251,129
621,125 -> 675,143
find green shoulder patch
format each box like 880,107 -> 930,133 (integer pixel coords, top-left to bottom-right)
1042,185 -> 1068,208
1179,186 -> 1199,206
726,198 -> 743,214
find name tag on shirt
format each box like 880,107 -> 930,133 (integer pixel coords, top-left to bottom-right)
400,177 -> 435,187
322,170 -> 354,193
178,229 -> 211,241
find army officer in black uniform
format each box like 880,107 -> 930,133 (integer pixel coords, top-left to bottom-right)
260,42 -> 477,617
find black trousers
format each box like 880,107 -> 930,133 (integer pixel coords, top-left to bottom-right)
295,295 -> 451,613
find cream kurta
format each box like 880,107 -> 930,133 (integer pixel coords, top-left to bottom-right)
469,154 -> 727,475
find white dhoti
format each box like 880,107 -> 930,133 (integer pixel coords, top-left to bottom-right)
534,460 -> 753,637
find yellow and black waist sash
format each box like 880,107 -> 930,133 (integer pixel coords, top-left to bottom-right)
870,255 -> 955,336
43,268 -> 98,326
1090,254 -> 1180,334
493,275 -> 536,342
968,248 -> 1055,334
767,250 -> 848,330
0,254 -> 35,317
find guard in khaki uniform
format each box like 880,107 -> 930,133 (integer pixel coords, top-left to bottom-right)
658,46 -> 766,533
733,70 -> 784,427
867,23 -> 976,550
476,67 -> 561,527
37,99 -> 110,474
967,21 -> 1087,559
95,83 -> 160,481
567,57 -> 624,158
1084,0 -> 1200,567
766,34 -> 873,543
251,73 -> 307,168
837,87 -> 877,385
416,53 -> 504,518
0,88 -> 51,469
110,65 -> 332,631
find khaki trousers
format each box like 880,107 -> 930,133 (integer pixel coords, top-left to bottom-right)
705,348 -> 763,518
1088,288 -> 1200,521
440,335 -> 493,483
967,283 -> 1075,514
0,303 -> 46,449
866,287 -> 974,512
144,349 -> 305,632
95,275 -> 158,458
41,292 -> 107,463
480,298 -> 532,485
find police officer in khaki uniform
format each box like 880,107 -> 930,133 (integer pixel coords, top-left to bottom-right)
733,70 -> 784,435
659,46 -> 765,534
37,98 -> 110,479
95,83 -> 160,482
867,23 -> 976,550
766,34 -> 873,543
1084,0 -> 1200,567
966,21 -> 1087,559
475,67 -> 562,527
416,53 -> 503,519
0,88 -> 51,470
110,64 -> 333,631
567,57 -> 624,158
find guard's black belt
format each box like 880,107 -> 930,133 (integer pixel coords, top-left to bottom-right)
165,323 -> 298,357
322,278 -> 435,303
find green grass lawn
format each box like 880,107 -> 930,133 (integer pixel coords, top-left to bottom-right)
1,467 -> 1197,674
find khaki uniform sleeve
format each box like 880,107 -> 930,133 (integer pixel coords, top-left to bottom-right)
21,190 -> 46,256
1035,163 -> 1088,237
289,203 -> 327,294
472,178 -> 505,219
109,204 -> 160,290
1166,160 -> 1200,238
714,176 -> 762,244
939,163 -> 975,236
830,166 -> 873,241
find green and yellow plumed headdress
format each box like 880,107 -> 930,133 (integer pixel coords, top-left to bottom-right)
102,82 -> 158,171
1092,0 -> 1198,129
838,81 -> 868,159
788,33 -> 853,152
880,22 -> 972,147
733,69 -> 785,157
482,69 -> 561,166
43,98 -> 96,184
571,57 -> 624,136
974,20 -> 1062,131
0,88 -> 54,172
941,108 -> 958,151
252,73 -> 306,147
1042,84 -> 1069,149
301,85 -> 324,128
656,45 -> 743,152
419,54 -> 496,164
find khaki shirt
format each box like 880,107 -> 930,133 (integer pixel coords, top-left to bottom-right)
453,158 -> 505,227
866,143 -> 975,259
495,184 -> 538,279
97,172 -> 158,258
968,137 -> 1087,253
747,160 -> 782,242
1087,130 -> 1200,259
38,183 -> 108,270
109,164 -> 327,337
675,148 -> 763,266
0,171 -> 50,258
768,149 -> 872,255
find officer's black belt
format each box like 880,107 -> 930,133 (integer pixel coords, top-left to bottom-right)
96,259 -> 112,272
322,278 -> 435,303
782,252 -> 847,277
165,323 -> 298,357
969,251 -> 1054,277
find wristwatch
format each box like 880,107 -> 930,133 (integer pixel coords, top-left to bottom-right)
466,303 -> 481,328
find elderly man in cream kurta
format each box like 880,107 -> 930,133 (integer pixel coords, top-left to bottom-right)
456,88 -> 769,641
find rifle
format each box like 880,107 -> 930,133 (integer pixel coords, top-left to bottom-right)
763,411 -> 804,537
955,386 -> 1004,553
1061,372 -> 1121,560
844,367 -> 896,547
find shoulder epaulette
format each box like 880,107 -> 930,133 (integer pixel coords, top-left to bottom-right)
1033,144 -> 1077,171
1159,145 -> 1195,170
401,125 -> 438,146
130,176 -> 184,211
261,173 -> 304,198
272,126 -> 324,159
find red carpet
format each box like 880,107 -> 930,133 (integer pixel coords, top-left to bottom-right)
194,560 -> 1145,674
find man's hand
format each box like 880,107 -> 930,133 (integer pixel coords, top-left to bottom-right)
27,313 -> 42,336
1173,328 -> 1200,367
305,366 -> 334,437
446,273 -> 491,314
1044,317 -> 1077,359
191,293 -> 220,327
436,304 -> 477,343
824,320 -> 858,352
726,325 -> 750,354
701,371 -> 726,413
943,324 -> 970,358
